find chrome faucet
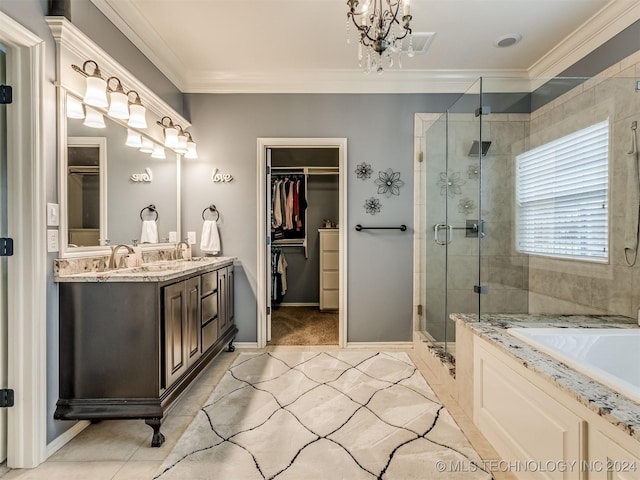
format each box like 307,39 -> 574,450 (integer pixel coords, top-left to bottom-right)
174,241 -> 190,260
109,244 -> 135,269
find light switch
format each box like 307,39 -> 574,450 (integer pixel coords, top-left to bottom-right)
47,203 -> 59,226
187,231 -> 196,245
168,231 -> 177,243
47,229 -> 59,252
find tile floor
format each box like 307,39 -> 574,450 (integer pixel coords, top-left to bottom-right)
0,346 -> 515,480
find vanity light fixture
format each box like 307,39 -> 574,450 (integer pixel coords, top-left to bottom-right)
151,144 -> 166,159
127,91 -> 147,129
184,132 -> 198,159
139,137 -> 155,153
106,76 -> 129,120
83,107 -> 106,129
158,116 -> 179,149
72,60 -> 108,108
125,129 -> 143,148
66,96 -> 85,119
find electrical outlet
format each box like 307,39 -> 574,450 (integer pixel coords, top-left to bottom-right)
47,230 -> 59,252
187,231 -> 196,245
168,231 -> 177,243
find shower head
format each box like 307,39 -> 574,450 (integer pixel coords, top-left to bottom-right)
468,140 -> 492,157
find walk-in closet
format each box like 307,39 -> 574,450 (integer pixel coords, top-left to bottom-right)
268,147 -> 339,345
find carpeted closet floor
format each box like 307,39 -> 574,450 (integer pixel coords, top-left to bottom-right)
269,306 -> 338,345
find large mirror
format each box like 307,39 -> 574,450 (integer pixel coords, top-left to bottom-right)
62,93 -> 179,254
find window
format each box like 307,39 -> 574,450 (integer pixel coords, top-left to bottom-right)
516,119 -> 609,261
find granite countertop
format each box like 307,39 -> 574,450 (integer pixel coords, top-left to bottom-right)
55,256 -> 236,283
453,313 -> 640,442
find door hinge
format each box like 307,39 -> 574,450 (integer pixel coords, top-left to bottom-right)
417,304 -> 423,315
266,306 -> 271,315
0,238 -> 13,256
0,85 -> 12,105
418,152 -> 423,163
0,389 -> 14,407
266,236 -> 271,245
266,166 -> 271,175
474,285 -> 489,295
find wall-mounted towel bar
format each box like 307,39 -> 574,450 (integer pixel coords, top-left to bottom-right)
202,204 -> 220,221
140,204 -> 158,221
355,224 -> 407,232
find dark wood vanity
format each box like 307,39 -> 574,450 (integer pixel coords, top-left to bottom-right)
54,258 -> 237,447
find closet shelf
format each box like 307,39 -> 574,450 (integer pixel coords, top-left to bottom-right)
272,238 -> 307,258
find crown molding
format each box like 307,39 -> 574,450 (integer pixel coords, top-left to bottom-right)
182,68 -> 530,94
90,0 -> 187,91
528,0 -> 640,78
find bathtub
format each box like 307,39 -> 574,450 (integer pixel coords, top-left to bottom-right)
507,328 -> 640,404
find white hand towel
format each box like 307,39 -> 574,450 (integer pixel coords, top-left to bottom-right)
200,219 -> 221,255
140,220 -> 158,244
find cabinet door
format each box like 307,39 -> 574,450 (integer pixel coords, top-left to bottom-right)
164,282 -> 188,387
218,267 -> 228,335
227,266 -> 234,326
185,276 -> 201,366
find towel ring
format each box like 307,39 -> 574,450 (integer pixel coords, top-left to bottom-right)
140,204 -> 159,221
202,204 -> 220,221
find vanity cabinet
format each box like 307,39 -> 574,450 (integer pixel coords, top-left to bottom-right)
55,261 -> 237,447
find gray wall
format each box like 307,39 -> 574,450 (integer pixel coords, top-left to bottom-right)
181,94 -> 454,343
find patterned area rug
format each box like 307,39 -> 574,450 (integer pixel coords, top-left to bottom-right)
154,352 -> 491,479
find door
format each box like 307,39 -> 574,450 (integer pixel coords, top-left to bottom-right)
0,44 -> 8,463
164,282 -> 187,387
185,277 -> 201,367
265,147 -> 272,342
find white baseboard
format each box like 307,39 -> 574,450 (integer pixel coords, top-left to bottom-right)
277,302 -> 320,307
234,342 -> 260,349
45,420 -> 90,459
346,342 -> 414,349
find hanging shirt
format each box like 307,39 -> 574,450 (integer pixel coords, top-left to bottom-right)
285,178 -> 294,230
277,250 -> 288,295
273,179 -> 283,228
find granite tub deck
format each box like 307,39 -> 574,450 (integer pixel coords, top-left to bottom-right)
453,313 -> 640,443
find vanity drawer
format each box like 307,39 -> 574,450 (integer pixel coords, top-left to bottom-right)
201,271 -> 218,296
201,292 -> 218,325
201,318 -> 219,352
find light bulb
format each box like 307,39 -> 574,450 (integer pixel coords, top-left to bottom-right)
175,131 -> 188,154
125,129 -> 142,148
83,107 -> 106,128
128,103 -> 147,129
151,145 -> 166,159
163,126 -> 179,148
107,90 -> 129,119
184,140 -> 198,159
83,76 -> 108,108
66,96 -> 85,119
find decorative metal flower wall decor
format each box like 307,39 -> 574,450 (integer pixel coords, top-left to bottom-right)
458,198 -> 476,215
364,197 -> 381,215
467,164 -> 479,180
374,168 -> 405,197
437,171 -> 466,197
355,162 -> 373,180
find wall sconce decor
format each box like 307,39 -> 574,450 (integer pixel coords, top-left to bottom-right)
184,132 -> 198,159
156,116 -> 198,159
72,60 -> 108,108
106,76 -> 129,120
83,106 -> 105,129
66,95 -> 85,119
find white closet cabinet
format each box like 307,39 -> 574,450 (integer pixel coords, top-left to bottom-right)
319,229 -> 339,311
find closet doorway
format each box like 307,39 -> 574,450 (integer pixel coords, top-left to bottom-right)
257,138 -> 347,348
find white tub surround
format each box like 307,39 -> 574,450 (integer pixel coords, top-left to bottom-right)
455,314 -> 640,480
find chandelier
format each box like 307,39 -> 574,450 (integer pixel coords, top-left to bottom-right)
347,0 -> 413,74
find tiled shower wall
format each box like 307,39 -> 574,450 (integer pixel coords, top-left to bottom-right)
527,51 -> 640,317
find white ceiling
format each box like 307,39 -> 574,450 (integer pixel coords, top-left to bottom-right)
91,0 -> 640,93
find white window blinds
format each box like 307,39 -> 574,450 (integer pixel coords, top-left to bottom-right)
515,119 -> 609,261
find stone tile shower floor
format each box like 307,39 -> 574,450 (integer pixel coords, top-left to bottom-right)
0,347 -> 514,480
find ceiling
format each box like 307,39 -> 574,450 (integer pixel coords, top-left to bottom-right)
91,0 -> 639,93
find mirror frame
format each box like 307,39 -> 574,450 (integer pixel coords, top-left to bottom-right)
49,18 -> 188,258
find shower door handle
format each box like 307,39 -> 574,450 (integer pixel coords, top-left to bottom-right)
434,223 -> 452,245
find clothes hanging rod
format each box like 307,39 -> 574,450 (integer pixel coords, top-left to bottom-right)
355,224 -> 407,232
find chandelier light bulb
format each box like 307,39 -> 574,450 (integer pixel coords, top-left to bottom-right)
163,126 -> 179,148
108,89 -> 129,119
128,103 -> 147,129
84,75 -> 108,108
83,107 -> 106,129
184,135 -> 198,159
66,96 -> 85,119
